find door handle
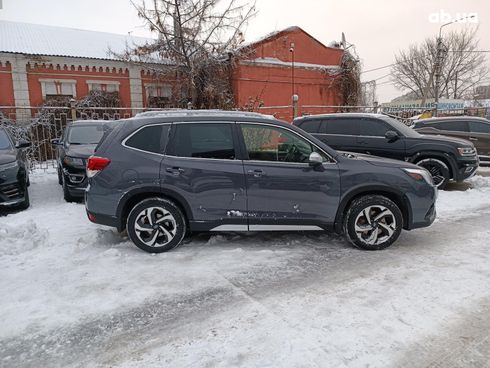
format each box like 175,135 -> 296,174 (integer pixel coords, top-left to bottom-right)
469,137 -> 478,141
165,167 -> 185,175
247,169 -> 265,178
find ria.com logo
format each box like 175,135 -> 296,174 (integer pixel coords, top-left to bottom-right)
429,10 -> 479,24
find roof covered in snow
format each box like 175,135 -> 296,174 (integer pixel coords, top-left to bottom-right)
0,20 -> 153,61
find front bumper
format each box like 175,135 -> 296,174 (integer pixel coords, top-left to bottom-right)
0,166 -> 27,207
405,184 -> 437,230
62,165 -> 88,198
454,156 -> 479,182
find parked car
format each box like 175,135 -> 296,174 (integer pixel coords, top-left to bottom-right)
0,127 -> 30,210
413,116 -> 490,165
293,113 -> 479,189
52,120 -> 113,202
85,110 -> 437,253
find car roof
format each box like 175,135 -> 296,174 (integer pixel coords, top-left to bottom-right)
414,116 -> 490,124
134,109 -> 275,120
294,112 -> 390,121
67,120 -> 115,127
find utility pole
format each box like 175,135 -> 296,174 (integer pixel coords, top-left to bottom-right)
434,34 -> 443,117
434,14 -> 475,117
289,42 -> 296,118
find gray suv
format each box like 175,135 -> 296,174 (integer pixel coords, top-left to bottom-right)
85,111 -> 437,253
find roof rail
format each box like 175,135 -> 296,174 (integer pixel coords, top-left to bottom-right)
134,109 -> 275,119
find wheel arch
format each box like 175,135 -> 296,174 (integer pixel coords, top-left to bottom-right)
334,185 -> 412,234
116,186 -> 193,232
409,151 -> 457,179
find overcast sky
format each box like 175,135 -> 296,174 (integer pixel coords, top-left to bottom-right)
1,0 -> 489,102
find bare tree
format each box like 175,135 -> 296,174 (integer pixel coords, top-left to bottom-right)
391,27 -> 488,101
121,0 -> 256,109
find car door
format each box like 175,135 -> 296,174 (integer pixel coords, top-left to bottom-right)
239,122 -> 340,229
316,118 -> 361,153
162,122 -> 248,230
357,118 -> 406,160
468,121 -> 490,159
433,120 -> 470,141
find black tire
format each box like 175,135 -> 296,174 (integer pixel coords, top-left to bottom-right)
57,167 -> 62,185
416,158 -> 450,190
344,195 -> 403,251
62,176 -> 77,202
127,197 -> 186,253
17,187 -> 30,210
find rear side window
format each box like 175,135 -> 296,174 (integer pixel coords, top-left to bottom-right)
169,123 -> 235,160
359,119 -> 391,137
0,129 -> 12,149
299,120 -> 321,133
125,124 -> 170,154
435,121 -> 468,132
321,119 -> 360,135
469,121 -> 490,133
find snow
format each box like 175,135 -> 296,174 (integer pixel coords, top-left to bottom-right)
0,20 -> 153,61
1,168 -> 490,367
241,57 -> 341,71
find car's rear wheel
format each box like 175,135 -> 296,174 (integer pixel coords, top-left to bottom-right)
344,195 -> 403,250
127,198 -> 186,253
416,158 -> 450,189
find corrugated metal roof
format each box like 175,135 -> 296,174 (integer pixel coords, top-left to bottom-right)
0,20 -> 153,61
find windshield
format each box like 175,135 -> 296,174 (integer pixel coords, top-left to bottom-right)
0,129 -> 12,150
381,116 -> 421,138
67,125 -> 105,145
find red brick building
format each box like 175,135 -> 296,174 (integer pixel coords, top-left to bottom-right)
233,27 -> 345,121
0,21 -> 344,122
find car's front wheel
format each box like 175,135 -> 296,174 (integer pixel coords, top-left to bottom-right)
127,198 -> 187,253
416,158 -> 450,189
344,195 -> 403,250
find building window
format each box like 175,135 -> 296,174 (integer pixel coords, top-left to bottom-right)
40,79 -> 77,100
146,83 -> 173,108
87,80 -> 120,93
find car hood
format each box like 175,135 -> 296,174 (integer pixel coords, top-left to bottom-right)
338,151 -> 420,169
0,150 -> 17,165
415,134 -> 472,147
65,144 -> 97,158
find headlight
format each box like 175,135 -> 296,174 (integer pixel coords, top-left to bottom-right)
63,156 -> 84,166
402,168 -> 434,185
0,161 -> 18,171
458,147 -> 476,156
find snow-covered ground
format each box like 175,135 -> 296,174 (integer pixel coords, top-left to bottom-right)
1,168 -> 490,367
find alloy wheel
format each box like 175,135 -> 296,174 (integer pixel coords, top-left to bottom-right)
134,206 -> 177,247
354,205 -> 397,246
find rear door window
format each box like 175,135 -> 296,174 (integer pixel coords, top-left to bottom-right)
469,121 -> 490,133
435,121 -> 468,132
321,119 -> 360,136
125,124 -> 170,154
0,129 -> 12,149
299,120 -> 321,133
359,119 -> 391,137
169,123 -> 236,160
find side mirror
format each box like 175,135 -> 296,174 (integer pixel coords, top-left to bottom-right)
51,138 -> 62,146
385,130 -> 399,142
308,152 -> 323,166
15,140 -> 31,149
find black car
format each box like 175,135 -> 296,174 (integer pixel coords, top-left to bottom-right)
52,121 -> 112,202
0,127 -> 31,210
294,113 -> 479,189
85,110 -> 437,253
413,116 -> 490,165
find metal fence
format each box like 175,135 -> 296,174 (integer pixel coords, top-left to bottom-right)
0,106 -> 138,170
2,104 -> 489,171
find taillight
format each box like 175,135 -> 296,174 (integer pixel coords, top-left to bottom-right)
86,156 -> 111,178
